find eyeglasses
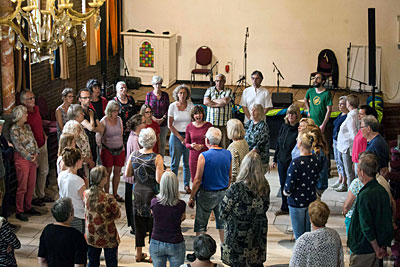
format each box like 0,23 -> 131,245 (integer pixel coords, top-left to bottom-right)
80,97 -> 90,100
66,95 -> 75,98
144,111 -> 152,114
360,125 -> 367,129
25,96 -> 35,101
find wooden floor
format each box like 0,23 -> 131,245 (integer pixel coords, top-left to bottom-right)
129,83 -> 371,113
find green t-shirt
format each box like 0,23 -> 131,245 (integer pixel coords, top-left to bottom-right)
305,88 -> 332,126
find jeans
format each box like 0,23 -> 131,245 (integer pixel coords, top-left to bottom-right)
159,126 -> 169,158
277,160 -> 290,211
87,245 -> 118,267
169,133 -> 190,187
289,206 -> 310,240
150,239 -> 185,267
194,188 -> 226,232
333,139 -> 345,177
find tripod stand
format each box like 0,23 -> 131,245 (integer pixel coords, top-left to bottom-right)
232,27 -> 250,104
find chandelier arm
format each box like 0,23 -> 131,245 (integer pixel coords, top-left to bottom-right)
66,8 -> 96,22
0,0 -> 23,24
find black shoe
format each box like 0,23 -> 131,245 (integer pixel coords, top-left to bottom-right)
16,213 -> 28,222
41,196 -> 54,203
187,253 -> 196,262
130,228 -> 135,235
9,223 -> 18,230
26,208 -> 41,216
32,198 -> 45,207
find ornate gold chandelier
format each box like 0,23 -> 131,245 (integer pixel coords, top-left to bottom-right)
0,0 -> 105,64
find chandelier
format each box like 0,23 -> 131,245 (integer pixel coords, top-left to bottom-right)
0,0 -> 105,64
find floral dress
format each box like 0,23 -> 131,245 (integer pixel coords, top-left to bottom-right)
244,120 -> 270,164
220,181 -> 270,266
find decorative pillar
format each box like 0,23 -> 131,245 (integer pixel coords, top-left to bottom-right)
0,1 -> 15,114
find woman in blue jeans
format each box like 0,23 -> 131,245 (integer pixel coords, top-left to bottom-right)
168,84 -> 194,193
284,131 -> 320,240
150,171 -> 186,267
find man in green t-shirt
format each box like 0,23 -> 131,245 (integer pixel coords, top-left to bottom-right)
304,73 -> 333,133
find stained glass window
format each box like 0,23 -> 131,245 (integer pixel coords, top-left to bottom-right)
139,41 -> 154,68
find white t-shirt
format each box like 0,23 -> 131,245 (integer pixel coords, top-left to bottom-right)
58,171 -> 85,219
168,101 -> 194,132
240,86 -> 273,122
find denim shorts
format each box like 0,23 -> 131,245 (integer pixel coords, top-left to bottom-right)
194,188 -> 226,232
150,239 -> 185,267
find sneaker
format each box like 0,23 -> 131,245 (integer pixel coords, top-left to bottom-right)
26,208 -> 41,216
16,213 -> 28,222
332,180 -> 341,189
187,253 -> 196,262
335,184 -> 348,192
275,209 -> 289,216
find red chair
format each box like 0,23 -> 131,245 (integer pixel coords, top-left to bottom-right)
191,46 -> 213,89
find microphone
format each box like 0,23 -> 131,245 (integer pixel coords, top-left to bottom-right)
237,76 -> 246,83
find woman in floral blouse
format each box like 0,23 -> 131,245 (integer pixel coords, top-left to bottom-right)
10,105 -> 40,222
220,151 -> 270,266
244,104 -> 270,173
83,166 -> 121,266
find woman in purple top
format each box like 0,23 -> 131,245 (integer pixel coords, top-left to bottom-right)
145,76 -> 170,158
185,106 -> 212,184
98,101 -> 125,202
124,114 -> 146,234
150,171 -> 186,267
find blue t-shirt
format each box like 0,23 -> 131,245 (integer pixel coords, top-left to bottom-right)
333,113 -> 347,140
284,155 -> 320,208
201,149 -> 231,191
366,134 -> 389,169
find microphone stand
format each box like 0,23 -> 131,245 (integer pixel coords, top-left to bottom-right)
122,57 -> 130,82
273,62 -> 285,93
346,76 -> 368,93
233,27 -> 249,106
346,42 -> 351,89
243,27 -> 249,86
208,61 -> 219,86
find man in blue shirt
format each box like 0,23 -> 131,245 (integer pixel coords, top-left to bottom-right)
361,115 -> 389,176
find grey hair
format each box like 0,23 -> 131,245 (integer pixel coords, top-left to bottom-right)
252,104 -> 265,121
362,115 -> 379,132
90,166 -> 108,187
339,95 -> 347,102
226,119 -> 245,140
105,100 -> 120,117
157,171 -> 180,206
172,84 -> 191,102
12,105 -> 27,123
116,81 -> 126,92
205,127 -> 222,146
152,76 -> 163,84
67,104 -> 84,121
62,88 -> 74,99
62,120 -> 81,139
51,197 -> 73,223
358,151 -> 379,178
19,89 -> 32,104
194,234 -> 217,261
139,127 -> 157,149
215,73 -> 226,82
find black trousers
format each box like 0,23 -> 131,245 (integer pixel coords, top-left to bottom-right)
134,215 -> 153,247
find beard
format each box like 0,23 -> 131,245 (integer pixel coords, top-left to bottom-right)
313,81 -> 322,87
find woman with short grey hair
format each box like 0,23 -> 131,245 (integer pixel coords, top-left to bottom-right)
145,76 -> 170,158
181,234 -> 223,266
125,127 -> 164,263
56,88 -> 74,139
227,119 -> 249,182
51,197 -> 73,222
245,103 -> 270,173
97,100 -> 125,202
10,105 -> 40,221
150,171 -> 186,266
67,104 -> 84,122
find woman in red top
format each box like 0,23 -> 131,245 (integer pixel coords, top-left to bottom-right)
140,104 -> 161,154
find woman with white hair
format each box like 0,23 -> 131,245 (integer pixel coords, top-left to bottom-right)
145,76 -> 170,157
125,127 -> 164,263
114,81 -> 137,145
83,166 -> 121,266
10,105 -> 40,221
97,100 -> 125,202
226,118 -> 249,182
168,84 -> 194,194
55,88 -> 74,139
149,171 -> 186,267
220,151 -> 270,267
244,104 -> 270,173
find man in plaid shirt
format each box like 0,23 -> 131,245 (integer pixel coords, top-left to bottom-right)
203,74 -> 232,148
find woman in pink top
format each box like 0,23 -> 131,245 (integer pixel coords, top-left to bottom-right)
352,105 -> 378,173
185,106 -> 212,184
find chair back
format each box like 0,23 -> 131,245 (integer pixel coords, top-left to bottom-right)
195,46 -> 212,66
36,96 -> 50,120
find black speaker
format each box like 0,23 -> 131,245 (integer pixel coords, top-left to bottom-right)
124,77 -> 141,89
272,92 -> 293,108
368,8 -> 376,86
191,88 -> 206,104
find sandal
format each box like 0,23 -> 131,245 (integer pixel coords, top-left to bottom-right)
184,186 -> 192,194
136,253 -> 152,263
114,195 -> 125,203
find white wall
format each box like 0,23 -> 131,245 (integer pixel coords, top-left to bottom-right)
122,0 -> 400,102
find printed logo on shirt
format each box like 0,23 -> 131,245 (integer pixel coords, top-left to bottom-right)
313,96 -> 321,106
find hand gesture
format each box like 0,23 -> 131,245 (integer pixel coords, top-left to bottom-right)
188,199 -> 195,209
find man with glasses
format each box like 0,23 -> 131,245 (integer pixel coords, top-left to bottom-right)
78,88 -> 104,163
20,89 -> 51,207
203,74 -> 232,149
240,70 -> 273,123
